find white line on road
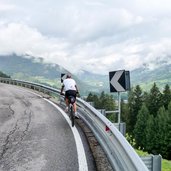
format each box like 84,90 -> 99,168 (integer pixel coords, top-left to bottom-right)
44,99 -> 88,171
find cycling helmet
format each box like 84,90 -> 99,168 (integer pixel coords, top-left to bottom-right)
66,73 -> 71,78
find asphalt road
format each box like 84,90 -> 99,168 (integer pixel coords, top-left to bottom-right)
0,83 -> 95,171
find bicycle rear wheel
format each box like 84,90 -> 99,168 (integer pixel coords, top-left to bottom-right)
70,105 -> 75,127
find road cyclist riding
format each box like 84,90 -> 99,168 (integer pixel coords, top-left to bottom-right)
60,74 -> 80,127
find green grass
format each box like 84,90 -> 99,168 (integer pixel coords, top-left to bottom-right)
162,159 -> 171,171
135,149 -> 171,171
135,149 -> 149,156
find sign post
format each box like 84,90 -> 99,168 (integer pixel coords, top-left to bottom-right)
118,92 -> 121,123
109,70 -> 130,123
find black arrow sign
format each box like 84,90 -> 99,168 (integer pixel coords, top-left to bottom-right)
61,73 -> 66,83
109,70 -> 130,92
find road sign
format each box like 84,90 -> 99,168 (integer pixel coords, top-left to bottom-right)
61,73 -> 66,83
109,70 -> 130,92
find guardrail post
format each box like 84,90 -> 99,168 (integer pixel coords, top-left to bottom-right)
113,123 -> 126,136
98,109 -> 106,116
152,155 -> 162,171
141,155 -> 161,171
87,101 -> 94,107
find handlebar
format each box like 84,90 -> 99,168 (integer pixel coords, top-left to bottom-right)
60,92 -> 65,96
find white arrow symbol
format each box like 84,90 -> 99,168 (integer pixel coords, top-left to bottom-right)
110,71 -> 125,91
61,74 -> 66,80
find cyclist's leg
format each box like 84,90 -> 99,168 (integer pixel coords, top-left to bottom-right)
65,97 -> 69,106
65,92 -> 69,112
73,101 -> 79,119
71,91 -> 77,113
72,94 -> 79,118
73,102 -> 76,113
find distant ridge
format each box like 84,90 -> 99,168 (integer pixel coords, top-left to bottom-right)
0,54 -> 171,94
76,60 -> 171,92
0,54 -> 93,95
0,54 -> 68,79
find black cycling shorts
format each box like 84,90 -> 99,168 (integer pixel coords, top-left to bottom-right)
65,90 -> 77,99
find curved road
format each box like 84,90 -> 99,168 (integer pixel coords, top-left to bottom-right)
0,83 -> 95,171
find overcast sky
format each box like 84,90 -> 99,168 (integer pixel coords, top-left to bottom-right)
0,0 -> 171,74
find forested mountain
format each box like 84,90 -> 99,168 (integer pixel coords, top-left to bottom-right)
130,61 -> 171,90
0,54 -> 171,94
0,54 -> 67,79
0,54 -> 93,95
0,71 -> 10,78
77,60 -> 171,92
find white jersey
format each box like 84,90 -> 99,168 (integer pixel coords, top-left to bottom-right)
63,78 -> 77,91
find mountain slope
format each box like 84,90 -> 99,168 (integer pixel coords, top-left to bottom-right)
130,62 -> 171,89
1,54 -> 170,95
76,62 -> 171,92
0,54 -> 66,79
0,54 -> 91,95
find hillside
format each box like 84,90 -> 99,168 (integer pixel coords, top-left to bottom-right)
0,54 -> 66,79
130,62 -> 171,90
76,70 -> 110,93
76,61 -> 171,92
0,71 -> 11,78
0,54 -> 171,95
0,54 -> 91,95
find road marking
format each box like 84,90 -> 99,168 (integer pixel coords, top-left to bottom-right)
44,99 -> 88,171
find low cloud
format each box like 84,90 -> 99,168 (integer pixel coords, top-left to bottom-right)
0,0 -> 171,74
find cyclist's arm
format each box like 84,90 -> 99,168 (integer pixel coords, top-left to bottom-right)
75,85 -> 80,97
75,85 -> 78,92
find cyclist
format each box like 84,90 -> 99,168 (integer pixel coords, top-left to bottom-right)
60,74 -> 79,119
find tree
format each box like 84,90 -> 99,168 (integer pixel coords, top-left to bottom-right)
93,94 -> 100,108
165,102 -> 171,159
86,92 -> 94,102
86,92 -> 100,108
99,91 -> 106,108
154,106 -> 169,157
146,83 -> 162,117
99,91 -> 115,111
145,114 -> 156,152
134,103 -> 150,149
162,84 -> 171,109
0,71 -> 10,78
127,88 -> 134,133
127,85 -> 143,135
86,91 -> 115,111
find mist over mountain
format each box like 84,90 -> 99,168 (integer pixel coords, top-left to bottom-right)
76,58 -> 171,91
0,54 -> 67,79
0,54 -> 171,95
130,60 -> 171,90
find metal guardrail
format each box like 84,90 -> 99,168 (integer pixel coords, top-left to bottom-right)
141,155 -> 162,171
0,78 -> 149,171
97,109 -> 126,136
